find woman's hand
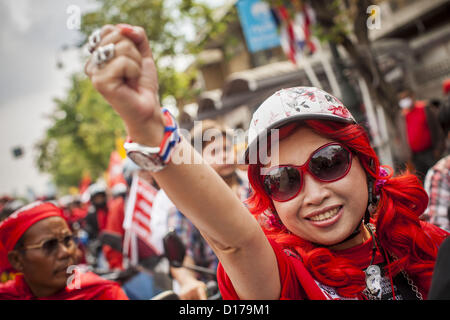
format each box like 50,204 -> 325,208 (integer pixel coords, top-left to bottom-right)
84,24 -> 164,146
178,278 -> 208,300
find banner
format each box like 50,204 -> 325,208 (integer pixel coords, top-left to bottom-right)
236,0 -> 280,53
78,171 -> 91,196
122,173 -> 159,265
106,151 -> 126,188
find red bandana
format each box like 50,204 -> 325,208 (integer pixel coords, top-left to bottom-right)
0,201 -> 64,271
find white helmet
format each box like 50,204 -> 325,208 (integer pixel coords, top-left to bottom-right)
244,87 -> 356,163
111,183 -> 127,197
88,182 -> 107,196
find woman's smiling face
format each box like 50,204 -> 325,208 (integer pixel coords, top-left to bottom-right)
268,125 -> 369,248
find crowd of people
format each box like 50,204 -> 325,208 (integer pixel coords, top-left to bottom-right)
0,119 -> 251,300
0,23 -> 449,300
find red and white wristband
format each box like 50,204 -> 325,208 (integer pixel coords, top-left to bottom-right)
123,108 -> 181,172
158,108 -> 182,163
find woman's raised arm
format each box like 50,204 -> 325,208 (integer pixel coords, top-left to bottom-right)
85,24 -> 280,299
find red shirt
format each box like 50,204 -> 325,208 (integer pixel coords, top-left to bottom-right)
405,102 -> 432,153
217,222 -> 448,300
0,271 -> 128,300
218,238 -> 383,300
96,207 -> 108,231
102,197 -> 126,269
104,198 -> 125,237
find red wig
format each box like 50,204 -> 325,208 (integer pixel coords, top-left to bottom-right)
246,120 -> 447,298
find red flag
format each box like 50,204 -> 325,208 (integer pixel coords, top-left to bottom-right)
78,172 -> 91,195
106,151 -> 126,188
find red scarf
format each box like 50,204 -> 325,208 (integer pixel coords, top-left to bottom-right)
0,271 -> 128,300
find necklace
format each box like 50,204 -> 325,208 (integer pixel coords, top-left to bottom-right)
364,224 -> 383,299
364,224 -> 423,300
389,253 -> 424,300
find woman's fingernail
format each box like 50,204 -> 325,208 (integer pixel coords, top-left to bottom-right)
117,24 -> 134,33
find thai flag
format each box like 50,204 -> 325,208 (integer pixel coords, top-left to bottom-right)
122,173 -> 160,265
273,4 -> 316,65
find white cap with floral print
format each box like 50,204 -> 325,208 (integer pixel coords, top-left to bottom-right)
244,87 -> 356,164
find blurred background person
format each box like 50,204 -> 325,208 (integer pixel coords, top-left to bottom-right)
442,78 -> 450,155
101,182 -> 128,271
0,201 -> 128,299
80,181 -> 110,269
423,102 -> 450,232
0,197 -> 26,283
100,158 -> 171,300
0,198 -> 26,223
58,195 -> 87,229
168,119 -> 250,300
0,196 -> 13,216
397,88 -> 445,181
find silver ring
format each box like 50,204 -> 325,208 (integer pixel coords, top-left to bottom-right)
87,29 -> 102,53
93,43 -> 115,66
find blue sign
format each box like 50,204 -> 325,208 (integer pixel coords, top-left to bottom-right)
236,0 -> 280,53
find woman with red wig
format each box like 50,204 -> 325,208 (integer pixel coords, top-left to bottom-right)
0,201 -> 129,300
84,24 -> 448,300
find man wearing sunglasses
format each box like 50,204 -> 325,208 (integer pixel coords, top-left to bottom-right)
85,24 -> 448,300
0,202 -> 128,299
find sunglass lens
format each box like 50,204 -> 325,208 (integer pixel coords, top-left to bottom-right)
309,145 -> 350,181
43,239 -> 59,254
264,166 -> 301,201
63,235 -> 76,248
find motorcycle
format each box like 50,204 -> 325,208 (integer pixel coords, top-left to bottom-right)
151,230 -> 221,300
91,231 -> 173,298
81,228 -> 220,300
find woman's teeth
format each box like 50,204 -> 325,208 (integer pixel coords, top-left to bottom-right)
309,207 -> 340,222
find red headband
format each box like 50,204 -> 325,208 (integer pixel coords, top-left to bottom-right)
0,201 -> 64,254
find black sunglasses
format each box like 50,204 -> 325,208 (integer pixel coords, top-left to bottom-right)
22,234 -> 78,255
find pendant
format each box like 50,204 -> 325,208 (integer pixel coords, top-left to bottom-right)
365,265 -> 382,299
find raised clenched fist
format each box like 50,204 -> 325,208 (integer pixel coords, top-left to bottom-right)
85,24 -> 164,147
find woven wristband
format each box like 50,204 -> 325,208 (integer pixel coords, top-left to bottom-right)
158,108 -> 181,164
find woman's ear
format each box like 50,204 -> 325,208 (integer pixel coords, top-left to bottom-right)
7,250 -> 25,272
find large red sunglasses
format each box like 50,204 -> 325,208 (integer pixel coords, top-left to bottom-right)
261,142 -> 353,202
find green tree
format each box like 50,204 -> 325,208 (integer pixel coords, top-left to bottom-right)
307,0 -> 399,121
268,0 -> 398,120
266,0 -> 409,167
37,74 -> 126,190
37,0 -> 219,191
79,0 -> 214,102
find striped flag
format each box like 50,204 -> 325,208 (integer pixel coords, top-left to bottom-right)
277,5 -> 298,64
276,4 -> 316,64
122,172 -> 160,266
